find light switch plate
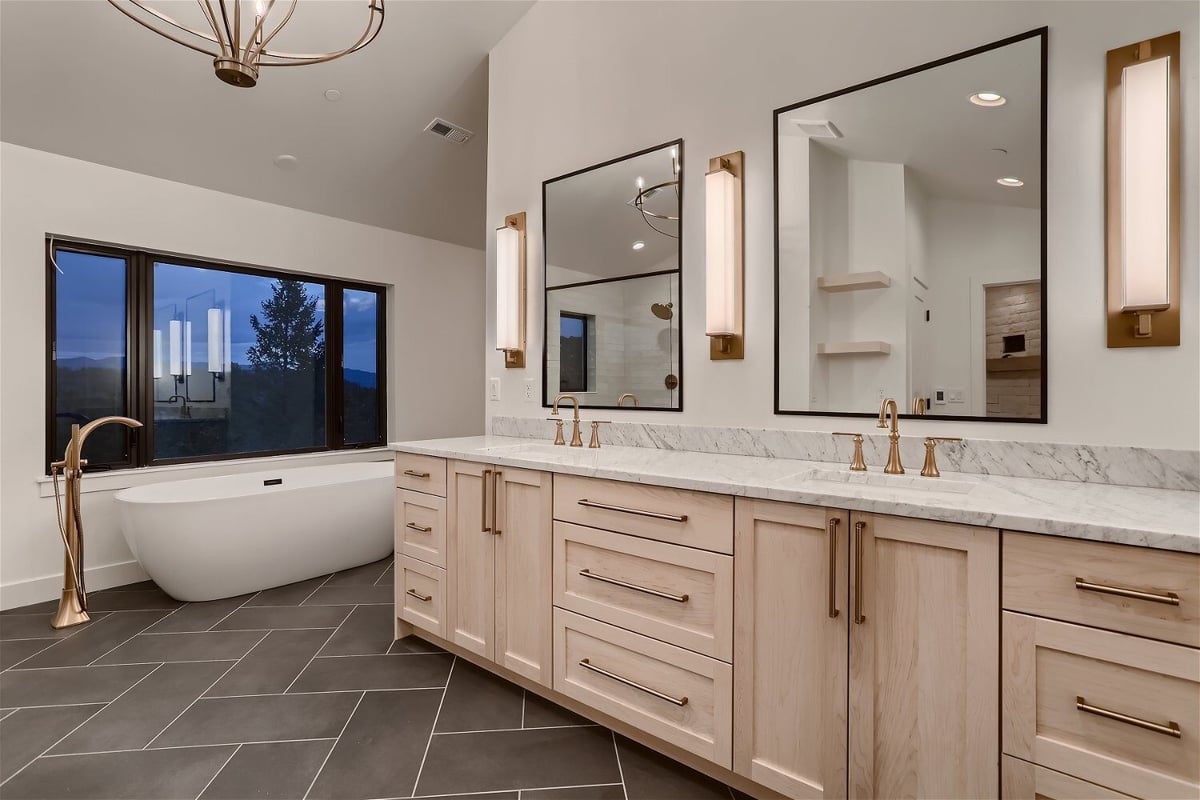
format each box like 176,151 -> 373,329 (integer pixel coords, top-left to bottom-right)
488,378 -> 500,402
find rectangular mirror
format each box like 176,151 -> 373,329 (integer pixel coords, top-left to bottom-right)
775,29 -> 1046,421
544,140 -> 683,410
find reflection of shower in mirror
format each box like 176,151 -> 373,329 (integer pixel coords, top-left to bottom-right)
651,302 -> 674,320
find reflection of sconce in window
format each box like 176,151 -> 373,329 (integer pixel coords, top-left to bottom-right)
168,319 -> 183,377
152,329 -> 163,379
207,308 -> 225,380
495,211 -> 527,368
1106,31 -> 1180,347
705,150 -> 744,360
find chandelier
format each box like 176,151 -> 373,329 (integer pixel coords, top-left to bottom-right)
107,0 -> 385,88
632,147 -> 681,239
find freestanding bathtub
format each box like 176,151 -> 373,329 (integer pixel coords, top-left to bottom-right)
114,460 -> 394,602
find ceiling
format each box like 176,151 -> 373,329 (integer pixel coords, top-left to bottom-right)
779,34 -> 1041,209
546,143 -> 681,285
0,0 -> 535,250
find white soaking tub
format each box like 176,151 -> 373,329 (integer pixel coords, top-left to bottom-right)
114,460 -> 393,601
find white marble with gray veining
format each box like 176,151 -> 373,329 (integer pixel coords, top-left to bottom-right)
390,435 -> 1200,554
491,416 -> 1200,491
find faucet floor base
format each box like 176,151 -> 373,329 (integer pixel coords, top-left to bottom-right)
50,589 -> 90,630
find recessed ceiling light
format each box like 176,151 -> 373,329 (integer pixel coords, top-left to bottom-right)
632,241 -> 646,251
273,154 -> 299,171
996,176 -> 1024,187
324,89 -> 342,102
969,92 -> 1007,107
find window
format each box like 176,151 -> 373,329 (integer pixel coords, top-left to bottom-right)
559,312 -> 588,393
47,239 -> 386,471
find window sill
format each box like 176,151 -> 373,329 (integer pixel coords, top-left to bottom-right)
36,447 -> 392,499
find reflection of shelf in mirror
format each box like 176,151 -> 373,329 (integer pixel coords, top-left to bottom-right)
816,341 -> 891,355
816,271 -> 891,292
986,355 -> 1040,373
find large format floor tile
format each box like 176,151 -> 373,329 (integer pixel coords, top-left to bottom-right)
198,739 -> 334,800
317,605 -> 394,656
0,704 -> 103,781
142,595 -> 252,633
0,744 -> 236,799
0,663 -> 156,708
288,652 -> 452,692
0,639 -> 58,670
616,734 -> 735,800
0,613 -> 106,641
204,628 -> 332,697
302,584 -> 393,606
242,576 -> 327,607
16,610 -> 171,668
95,631 -> 265,665
151,691 -> 362,747
212,605 -> 350,631
434,660 -> 523,733
322,558 -> 392,587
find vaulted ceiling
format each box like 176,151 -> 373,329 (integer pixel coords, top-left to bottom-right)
0,0 -> 535,249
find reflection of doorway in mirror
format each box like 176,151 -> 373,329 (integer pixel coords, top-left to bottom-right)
983,281 -> 1041,418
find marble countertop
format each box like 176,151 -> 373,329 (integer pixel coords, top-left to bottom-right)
390,436 -> 1200,554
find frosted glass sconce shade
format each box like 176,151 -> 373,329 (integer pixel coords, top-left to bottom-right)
207,308 -> 223,374
1107,31 -> 1180,347
168,319 -> 183,376
705,151 -> 744,359
495,212 -> 527,368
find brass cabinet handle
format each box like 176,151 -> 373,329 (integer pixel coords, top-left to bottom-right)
481,469 -> 492,533
403,469 -> 430,479
492,470 -> 502,535
827,518 -> 840,619
1076,696 -> 1182,738
579,569 -> 688,603
577,499 -> 688,523
1074,578 -> 1181,606
853,520 -> 866,625
405,522 -> 432,533
578,658 -> 688,706
405,588 -> 432,602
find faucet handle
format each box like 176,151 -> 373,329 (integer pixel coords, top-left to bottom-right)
832,432 -> 868,472
588,421 -> 611,449
920,436 -> 962,478
546,417 -> 566,446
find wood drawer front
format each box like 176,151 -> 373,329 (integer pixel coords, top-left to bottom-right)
553,474 -> 733,554
397,556 -> 446,638
1002,756 -> 1135,799
395,453 -> 447,497
1003,612 -> 1200,800
553,608 -> 732,767
1004,532 -> 1199,647
553,522 -> 733,661
396,490 -> 446,568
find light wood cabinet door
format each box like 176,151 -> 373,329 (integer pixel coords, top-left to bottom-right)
447,460 -> 495,660
848,513 -> 999,800
494,466 -> 553,687
733,499 -> 849,799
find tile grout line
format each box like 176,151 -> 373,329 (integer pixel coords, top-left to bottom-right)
612,730 -> 629,800
194,742 -> 241,800
282,608 -> 355,694
205,686 -> 444,700
432,723 -> 601,736
520,689 -> 526,729
302,690 -> 366,800
0,661 -> 164,788
295,571 -> 339,608
408,655 -> 456,798
40,737 -> 339,758
142,631 -> 270,750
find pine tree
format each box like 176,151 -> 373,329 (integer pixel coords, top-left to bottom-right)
246,280 -> 325,371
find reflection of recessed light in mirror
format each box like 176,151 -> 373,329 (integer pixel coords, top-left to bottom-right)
273,154 -> 299,171
996,176 -> 1024,187
970,92 -> 1007,107
632,241 -> 646,251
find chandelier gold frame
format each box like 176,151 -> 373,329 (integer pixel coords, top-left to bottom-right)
107,0 -> 385,87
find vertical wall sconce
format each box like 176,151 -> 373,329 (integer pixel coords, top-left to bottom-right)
495,211 -> 527,368
1106,31 -> 1180,347
705,151 -> 745,360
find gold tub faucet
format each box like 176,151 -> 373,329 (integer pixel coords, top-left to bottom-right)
552,393 -> 583,447
876,398 -> 904,474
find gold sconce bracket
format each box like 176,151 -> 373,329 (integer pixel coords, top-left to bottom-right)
1105,31 -> 1180,348
708,150 -> 744,361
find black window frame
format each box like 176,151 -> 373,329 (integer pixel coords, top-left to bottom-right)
558,311 -> 589,394
46,237 -> 387,473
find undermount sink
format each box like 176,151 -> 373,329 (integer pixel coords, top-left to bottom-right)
795,467 -> 976,495
477,442 -> 595,457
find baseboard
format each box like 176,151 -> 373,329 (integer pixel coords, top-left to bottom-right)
0,560 -> 149,611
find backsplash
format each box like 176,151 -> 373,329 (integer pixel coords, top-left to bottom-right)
490,416 -> 1199,492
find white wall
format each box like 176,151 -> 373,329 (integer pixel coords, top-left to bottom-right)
0,143 -> 485,608
484,0 -> 1199,449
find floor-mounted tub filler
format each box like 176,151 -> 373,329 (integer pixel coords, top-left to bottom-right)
114,460 -> 394,601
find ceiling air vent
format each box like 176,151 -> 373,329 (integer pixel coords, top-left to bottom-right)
792,119 -> 843,139
424,117 -> 474,144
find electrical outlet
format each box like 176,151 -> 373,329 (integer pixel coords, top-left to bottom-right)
878,387 -> 887,401
948,388 -> 965,403
488,378 -> 500,402
524,379 -> 536,402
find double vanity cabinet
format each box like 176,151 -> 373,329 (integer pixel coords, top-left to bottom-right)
391,445 -> 1199,800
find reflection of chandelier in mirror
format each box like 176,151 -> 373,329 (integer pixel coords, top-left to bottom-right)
631,148 -> 681,239
106,0 -> 385,88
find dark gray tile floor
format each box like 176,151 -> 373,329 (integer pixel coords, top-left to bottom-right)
0,557 -> 746,800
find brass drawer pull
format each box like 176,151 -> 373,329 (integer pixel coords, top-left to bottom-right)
577,499 -> 688,523
405,522 -> 432,533
1074,578 -> 1181,606
1076,696 -> 1182,738
492,470 -> 502,536
405,588 -> 432,603
853,520 -> 866,625
578,658 -> 688,706
579,569 -> 688,603
827,517 -> 840,619
402,469 -> 430,479
481,469 -> 492,534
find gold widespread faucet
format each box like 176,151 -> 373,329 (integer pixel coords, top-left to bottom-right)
877,398 -> 904,474
832,432 -> 868,471
617,393 -> 640,408
552,393 -> 583,447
